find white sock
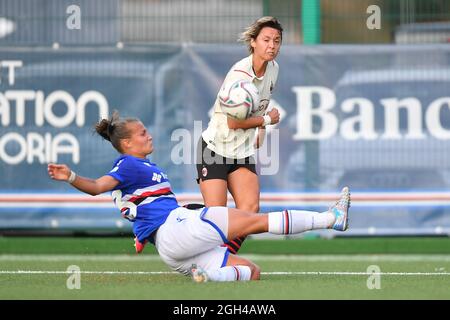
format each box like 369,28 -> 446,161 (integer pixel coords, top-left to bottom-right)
268,210 -> 335,235
206,265 -> 252,282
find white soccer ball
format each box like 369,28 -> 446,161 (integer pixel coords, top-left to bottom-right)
218,79 -> 260,120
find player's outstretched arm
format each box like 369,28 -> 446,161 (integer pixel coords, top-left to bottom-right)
47,163 -> 119,196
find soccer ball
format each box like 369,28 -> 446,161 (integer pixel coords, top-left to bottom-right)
218,79 -> 260,120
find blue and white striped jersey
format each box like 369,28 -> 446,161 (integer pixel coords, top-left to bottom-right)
107,154 -> 179,242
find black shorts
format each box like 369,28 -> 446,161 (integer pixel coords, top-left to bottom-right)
196,138 -> 257,183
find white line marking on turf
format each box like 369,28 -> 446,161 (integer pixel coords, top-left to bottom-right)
263,272 -> 450,276
0,270 -> 449,276
0,270 -> 175,275
1,254 -> 450,262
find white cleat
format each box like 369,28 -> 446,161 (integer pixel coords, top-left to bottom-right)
330,187 -> 351,231
191,264 -> 208,283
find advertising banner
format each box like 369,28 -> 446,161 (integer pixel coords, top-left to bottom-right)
1,44 -> 449,235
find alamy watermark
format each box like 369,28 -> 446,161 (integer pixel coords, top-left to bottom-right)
366,5 -> 381,30
66,265 -> 81,289
170,121 -> 280,176
366,265 -> 381,290
66,5 -> 81,30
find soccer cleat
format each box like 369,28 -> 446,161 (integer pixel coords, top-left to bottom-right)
190,264 -> 208,283
330,186 -> 351,231
134,236 -> 148,254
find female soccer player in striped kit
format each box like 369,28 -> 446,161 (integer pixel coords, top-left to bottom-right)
198,17 -> 283,254
48,112 -> 350,282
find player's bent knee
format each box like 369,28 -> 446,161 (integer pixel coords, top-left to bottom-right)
250,263 -> 261,280
244,260 -> 260,280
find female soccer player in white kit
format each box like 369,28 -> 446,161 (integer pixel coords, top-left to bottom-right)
198,17 -> 283,254
48,112 -> 350,282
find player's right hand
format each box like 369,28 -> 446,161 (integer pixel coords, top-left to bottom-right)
267,107 -> 280,125
47,163 -> 71,181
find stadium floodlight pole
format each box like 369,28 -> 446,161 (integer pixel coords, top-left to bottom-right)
302,0 -> 321,44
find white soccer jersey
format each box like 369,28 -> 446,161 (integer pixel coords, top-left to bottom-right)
202,55 -> 279,159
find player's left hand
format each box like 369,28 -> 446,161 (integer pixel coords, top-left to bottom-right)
47,163 -> 71,181
267,107 -> 280,125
